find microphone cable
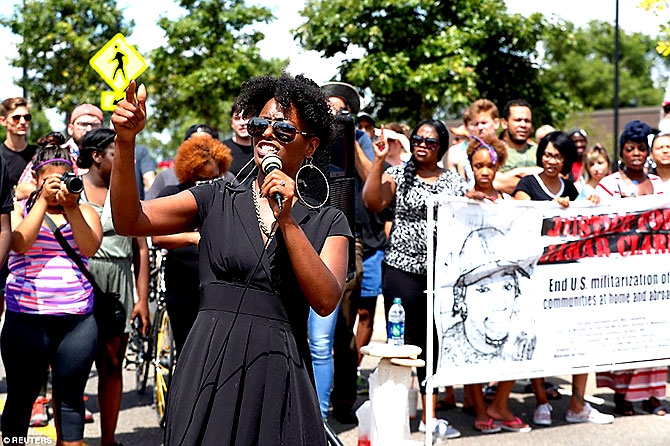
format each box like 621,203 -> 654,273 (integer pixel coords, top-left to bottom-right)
175,190 -> 279,444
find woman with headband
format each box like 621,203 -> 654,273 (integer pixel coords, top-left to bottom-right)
0,143 -> 102,445
462,135 -> 532,433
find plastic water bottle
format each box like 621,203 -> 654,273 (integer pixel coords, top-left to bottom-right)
387,297 -> 405,346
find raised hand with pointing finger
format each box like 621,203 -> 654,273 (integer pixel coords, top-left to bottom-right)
111,80 -> 147,143
372,124 -> 388,158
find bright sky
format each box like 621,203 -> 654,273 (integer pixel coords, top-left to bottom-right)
0,0 -> 668,106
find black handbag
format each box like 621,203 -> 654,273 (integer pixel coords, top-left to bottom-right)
45,216 -> 127,340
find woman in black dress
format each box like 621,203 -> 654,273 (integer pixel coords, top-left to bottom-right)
110,76 -> 351,445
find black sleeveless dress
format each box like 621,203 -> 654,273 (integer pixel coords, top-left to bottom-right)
163,180 -> 352,446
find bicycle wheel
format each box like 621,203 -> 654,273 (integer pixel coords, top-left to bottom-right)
154,308 -> 175,425
136,333 -> 153,395
124,326 -> 151,395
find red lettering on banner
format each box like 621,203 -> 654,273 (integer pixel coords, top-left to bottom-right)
616,233 -> 670,256
540,237 -> 611,264
654,234 -> 669,253
578,217 -> 593,238
638,209 -> 670,232
541,208 -> 670,263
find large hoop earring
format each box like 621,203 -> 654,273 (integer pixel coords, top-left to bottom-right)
295,156 -> 329,210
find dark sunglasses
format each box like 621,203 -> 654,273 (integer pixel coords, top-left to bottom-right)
247,117 -> 313,144
11,113 -> 32,123
411,135 -> 439,150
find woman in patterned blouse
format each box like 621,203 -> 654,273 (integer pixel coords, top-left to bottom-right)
362,120 -> 468,439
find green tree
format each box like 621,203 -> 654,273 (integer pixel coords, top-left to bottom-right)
295,0 -> 558,123
542,20 -> 664,110
639,0 -> 670,56
0,0 -> 133,116
147,0 -> 287,151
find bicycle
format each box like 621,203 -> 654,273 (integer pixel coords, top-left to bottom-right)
125,246 -> 176,425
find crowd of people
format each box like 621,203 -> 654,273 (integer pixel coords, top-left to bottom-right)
0,71 -> 668,445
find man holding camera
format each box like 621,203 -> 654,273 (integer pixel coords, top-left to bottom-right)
314,82 -> 381,424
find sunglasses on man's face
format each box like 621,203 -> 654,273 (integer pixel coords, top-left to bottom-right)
246,117 -> 313,145
411,135 -> 439,151
10,114 -> 32,123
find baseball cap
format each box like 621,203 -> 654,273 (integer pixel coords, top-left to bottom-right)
70,103 -> 103,124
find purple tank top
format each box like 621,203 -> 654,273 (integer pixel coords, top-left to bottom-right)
5,214 -> 94,315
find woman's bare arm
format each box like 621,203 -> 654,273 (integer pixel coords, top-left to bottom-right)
110,81 -> 198,236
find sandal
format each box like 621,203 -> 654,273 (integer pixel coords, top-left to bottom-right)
642,397 -> 668,416
492,416 -> 532,433
474,417 -> 502,434
614,393 -> 635,416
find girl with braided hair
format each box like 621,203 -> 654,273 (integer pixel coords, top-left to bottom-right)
363,120 -> 467,439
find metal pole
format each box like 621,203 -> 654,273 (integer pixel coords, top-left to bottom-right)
21,0 -> 28,100
613,0 -> 620,169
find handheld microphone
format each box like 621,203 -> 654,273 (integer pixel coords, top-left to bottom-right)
261,154 -> 284,212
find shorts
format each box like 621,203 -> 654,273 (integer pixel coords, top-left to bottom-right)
361,249 -> 384,298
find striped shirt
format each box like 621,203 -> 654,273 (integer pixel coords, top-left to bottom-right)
5,212 -> 94,315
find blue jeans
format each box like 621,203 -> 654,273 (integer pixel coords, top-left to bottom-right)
308,304 -> 339,418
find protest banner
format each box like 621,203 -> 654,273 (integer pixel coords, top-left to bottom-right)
426,195 -> 670,388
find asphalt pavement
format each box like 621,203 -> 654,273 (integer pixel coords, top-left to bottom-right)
1,296 -> 669,445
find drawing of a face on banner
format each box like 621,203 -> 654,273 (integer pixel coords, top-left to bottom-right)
441,227 -> 536,365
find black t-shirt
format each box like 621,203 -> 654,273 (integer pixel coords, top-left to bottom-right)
514,174 -> 579,201
223,138 -> 253,178
1,142 -> 37,187
358,160 -> 392,253
0,157 -> 14,214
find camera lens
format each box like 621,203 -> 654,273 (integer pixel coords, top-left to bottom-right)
61,172 -> 84,194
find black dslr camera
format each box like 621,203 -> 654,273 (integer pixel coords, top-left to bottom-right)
61,171 -> 84,194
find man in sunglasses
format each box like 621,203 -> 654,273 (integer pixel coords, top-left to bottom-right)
319,81 -> 383,425
0,97 -> 38,188
0,98 -> 34,323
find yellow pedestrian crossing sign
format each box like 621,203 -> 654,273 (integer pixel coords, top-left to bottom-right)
89,33 -> 147,92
